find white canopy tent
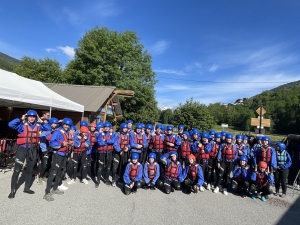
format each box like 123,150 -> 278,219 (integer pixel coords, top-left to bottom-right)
0,69 -> 84,114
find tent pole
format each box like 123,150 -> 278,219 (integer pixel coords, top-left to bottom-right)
82,111 -> 84,121
50,106 -> 52,117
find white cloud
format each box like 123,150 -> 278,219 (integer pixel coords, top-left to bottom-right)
185,62 -> 202,71
165,85 -> 189,90
45,46 -> 75,58
150,40 -> 170,55
209,63 -> 218,72
154,69 -> 187,76
45,48 -> 57,53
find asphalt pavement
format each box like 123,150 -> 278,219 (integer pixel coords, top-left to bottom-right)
0,170 -> 299,225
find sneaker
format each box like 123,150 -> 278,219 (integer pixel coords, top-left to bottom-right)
251,194 -> 256,200
199,186 -> 204,192
241,194 -> 246,198
261,196 -> 266,202
58,184 -> 68,191
43,193 -> 54,201
105,180 -> 111,186
42,177 -> 47,182
67,179 -> 76,185
132,187 -> 137,194
281,194 -> 286,198
207,184 -> 211,190
82,179 -> 89,185
213,187 -> 219,193
112,181 -> 116,187
223,188 -> 228,196
150,186 -> 156,191
274,192 -> 279,196
95,182 -> 99,188
171,187 -> 175,192
86,175 -> 91,181
51,189 -> 64,195
37,177 -> 43,185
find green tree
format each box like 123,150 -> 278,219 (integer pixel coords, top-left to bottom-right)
13,56 -> 64,83
173,98 -> 215,131
65,26 -> 158,123
160,109 -> 173,124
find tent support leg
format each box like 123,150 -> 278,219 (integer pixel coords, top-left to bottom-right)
82,112 -> 84,121
50,107 -> 52,117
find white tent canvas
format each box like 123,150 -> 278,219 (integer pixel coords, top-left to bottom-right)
0,69 -> 84,112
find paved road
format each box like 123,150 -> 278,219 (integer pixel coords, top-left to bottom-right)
0,170 -> 299,225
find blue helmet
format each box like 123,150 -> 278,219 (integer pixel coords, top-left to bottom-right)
70,126 -> 76,131
161,125 -> 166,131
221,131 -> 226,136
192,130 -> 199,136
49,117 -> 59,125
226,133 -> 233,139
104,121 -> 112,128
182,131 -> 190,138
276,142 -> 286,151
166,125 -> 173,131
209,130 -> 215,135
96,123 -> 104,130
192,128 -> 199,133
120,123 -> 128,129
256,136 -> 263,141
169,151 -> 178,157
215,133 -> 221,138
127,120 -> 133,124
131,153 -> 139,160
243,136 -> 248,140
236,134 -> 243,140
62,118 -> 73,126
262,136 -> 270,142
135,123 -> 143,129
155,124 -> 162,130
148,152 -> 156,159
80,121 -> 88,127
27,110 -> 37,117
240,155 -> 248,163
202,132 -> 209,139
145,124 -> 152,130
178,125 -> 184,130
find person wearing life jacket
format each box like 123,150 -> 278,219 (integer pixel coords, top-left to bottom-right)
112,123 -> 131,187
253,136 -> 277,173
127,119 -> 134,134
274,142 -> 292,198
190,130 -> 200,153
164,126 -> 181,153
68,126 -> 90,185
177,125 -> 184,138
207,132 -> 222,190
231,155 -> 251,198
95,121 -> 115,187
144,124 -> 153,156
130,123 -> 148,164
235,134 -> 248,158
242,136 -> 250,158
91,122 -> 104,177
160,151 -> 182,194
161,125 -> 166,135
209,130 -> 215,141
180,154 -> 204,194
38,117 -> 60,184
194,132 -> 212,187
123,153 -> 143,195
214,133 -> 238,195
143,153 -> 161,190
88,122 -> 98,178
178,131 -> 192,169
221,131 -> 227,143
43,118 -> 74,201
250,161 -> 274,202
8,110 -> 51,199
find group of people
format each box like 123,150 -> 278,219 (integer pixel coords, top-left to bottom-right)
7,109 -> 292,202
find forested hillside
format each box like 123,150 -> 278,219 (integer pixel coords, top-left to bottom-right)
0,52 -> 20,71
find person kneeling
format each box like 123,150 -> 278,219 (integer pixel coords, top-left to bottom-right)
123,153 -> 143,195
250,161 -> 274,202
180,154 -> 204,194
143,153 -> 161,190
160,151 -> 182,194
231,155 -> 251,198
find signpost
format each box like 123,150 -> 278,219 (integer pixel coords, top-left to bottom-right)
221,123 -> 228,131
251,106 -> 270,134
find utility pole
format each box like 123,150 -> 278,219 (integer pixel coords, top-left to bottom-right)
259,106 -> 262,134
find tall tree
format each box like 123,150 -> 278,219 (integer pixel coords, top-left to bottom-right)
65,26 -> 158,123
13,56 -> 64,83
173,98 -> 215,131
160,109 -> 173,124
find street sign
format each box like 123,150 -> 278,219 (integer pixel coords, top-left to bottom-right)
221,123 -> 228,127
251,118 -> 271,127
256,107 -> 266,116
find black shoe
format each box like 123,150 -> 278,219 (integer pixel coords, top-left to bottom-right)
105,180 -> 111,186
132,187 -> 137,194
143,185 -> 149,190
8,189 -> 16,199
23,189 -> 35,194
171,187 -> 175,192
95,182 -> 99,188
150,186 -> 156,191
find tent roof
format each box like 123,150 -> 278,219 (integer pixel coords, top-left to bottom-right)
44,84 -> 122,114
0,69 -> 84,112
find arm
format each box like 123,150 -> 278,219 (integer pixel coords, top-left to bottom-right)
205,142 -> 212,154
217,144 -> 224,162
250,171 -> 257,182
39,123 -> 51,131
49,130 -> 64,149
143,134 -> 148,149
39,131 -> 50,152
113,133 -> 121,152
106,134 -> 115,145
179,166 -> 188,182
123,164 -> 132,184
134,164 -> 143,181
281,152 -> 292,170
8,118 -> 24,133
143,163 -> 150,184
129,133 -> 139,149
270,148 -> 277,169
197,165 -> 204,186
233,145 -> 238,160
152,163 -> 160,184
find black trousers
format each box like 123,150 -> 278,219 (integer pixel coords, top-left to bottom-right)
153,151 -> 164,180
199,161 -> 208,182
71,153 -> 87,180
11,145 -> 38,190
96,152 -> 113,182
232,179 -> 249,194
39,152 -> 52,178
207,157 -> 218,184
274,169 -> 289,194
250,183 -> 272,196
216,161 -> 234,188
112,151 -> 130,181
123,180 -> 143,195
161,179 -> 181,194
90,153 -> 97,177
45,153 -> 67,194
179,156 -> 188,169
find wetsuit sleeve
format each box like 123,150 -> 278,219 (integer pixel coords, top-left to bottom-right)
281,152 -> 292,170
143,163 -> 150,184
50,130 -> 64,149
8,118 -> 24,133
197,165 -> 204,186
152,163 -> 160,184
123,164 -> 131,184
134,164 -> 143,181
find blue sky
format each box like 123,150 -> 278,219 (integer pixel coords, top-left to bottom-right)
1,0 -> 300,108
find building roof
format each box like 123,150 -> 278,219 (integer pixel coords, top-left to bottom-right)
44,83 -> 120,113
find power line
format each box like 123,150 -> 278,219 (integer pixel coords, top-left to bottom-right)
156,76 -> 289,84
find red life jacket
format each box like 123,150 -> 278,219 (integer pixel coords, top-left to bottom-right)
58,130 -> 74,153
164,135 -> 176,152
188,164 -> 199,181
98,133 -> 114,152
119,133 -> 129,149
89,132 -> 97,148
145,133 -> 151,143
129,162 -> 140,181
165,161 -> 179,179
16,123 -> 40,146
147,162 -> 157,180
209,142 -> 220,158
74,137 -> 88,154
258,147 -> 271,164
197,144 -> 210,161
180,140 -> 191,158
134,133 -> 144,145
0,139 -> 7,152
255,172 -> 268,187
222,144 -> 236,160
153,135 -> 164,150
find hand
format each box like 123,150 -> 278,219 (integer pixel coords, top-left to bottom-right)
37,115 -> 43,123
137,144 -> 143,149
124,147 -> 129,152
254,165 -> 257,172
161,159 -> 167,165
77,135 -> 82,140
63,141 -> 68,146
58,119 -> 63,123
21,114 -> 26,120
198,143 -> 202,148
278,166 -> 281,170
83,134 -> 88,140
217,163 -> 220,168
130,182 -> 134,189
169,143 -> 174,147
